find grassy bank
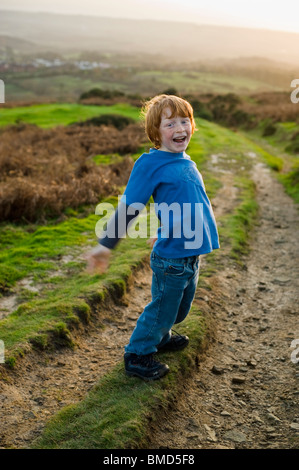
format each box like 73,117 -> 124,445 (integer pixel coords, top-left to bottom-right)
239,123 -> 299,205
0,203 -> 152,367
31,309 -> 208,449
219,176 -> 258,262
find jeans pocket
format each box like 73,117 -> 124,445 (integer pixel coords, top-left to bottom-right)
151,259 -> 164,270
150,252 -> 164,270
165,263 -> 185,276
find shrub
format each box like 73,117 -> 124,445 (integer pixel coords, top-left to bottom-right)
161,87 -> 178,96
79,88 -> 125,100
0,122 -> 145,223
263,123 -> 277,137
190,99 -> 213,121
71,114 -> 135,130
209,93 -> 241,122
285,131 -> 299,154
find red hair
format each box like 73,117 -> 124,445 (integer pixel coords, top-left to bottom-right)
141,94 -> 196,148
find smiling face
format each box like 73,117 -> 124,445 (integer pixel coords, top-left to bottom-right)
159,107 -> 192,153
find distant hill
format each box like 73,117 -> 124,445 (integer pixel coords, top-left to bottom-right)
0,9 -> 298,66
0,35 -> 43,54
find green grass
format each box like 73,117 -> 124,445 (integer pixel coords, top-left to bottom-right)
0,206 -> 152,364
278,163 -> 299,204
0,103 -> 141,128
92,154 -> 124,165
31,307 -> 207,449
193,117 -> 264,164
218,177 -> 259,262
259,120 -> 298,155
0,244 -> 148,362
0,213 -> 96,291
242,121 -> 296,165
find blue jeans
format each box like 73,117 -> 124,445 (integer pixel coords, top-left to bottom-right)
124,251 -> 200,356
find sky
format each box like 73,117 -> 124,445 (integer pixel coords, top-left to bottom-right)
1,0 -> 299,34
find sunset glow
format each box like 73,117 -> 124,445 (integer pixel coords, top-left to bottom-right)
1,0 -> 299,34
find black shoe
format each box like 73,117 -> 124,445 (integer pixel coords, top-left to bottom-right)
157,330 -> 189,352
124,352 -> 169,381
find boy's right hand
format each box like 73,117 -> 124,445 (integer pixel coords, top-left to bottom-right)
85,245 -> 111,274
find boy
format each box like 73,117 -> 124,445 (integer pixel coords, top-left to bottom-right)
86,94 -> 219,381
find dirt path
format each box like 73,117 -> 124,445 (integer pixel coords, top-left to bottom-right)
148,163 -> 299,449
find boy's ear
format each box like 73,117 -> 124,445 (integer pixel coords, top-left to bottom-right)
154,130 -> 161,148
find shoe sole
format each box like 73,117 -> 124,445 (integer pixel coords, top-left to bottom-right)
126,368 -> 169,381
157,340 -> 189,352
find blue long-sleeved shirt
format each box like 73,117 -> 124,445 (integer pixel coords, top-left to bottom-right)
99,148 -> 220,258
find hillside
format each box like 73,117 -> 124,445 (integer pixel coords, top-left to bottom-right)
0,9 -> 299,65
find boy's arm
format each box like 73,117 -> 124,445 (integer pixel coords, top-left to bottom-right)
98,202 -> 140,250
85,204 -> 141,274
85,156 -> 155,274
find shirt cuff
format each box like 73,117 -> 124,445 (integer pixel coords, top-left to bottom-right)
97,203 -> 140,249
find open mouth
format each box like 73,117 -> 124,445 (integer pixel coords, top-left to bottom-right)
173,136 -> 187,143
